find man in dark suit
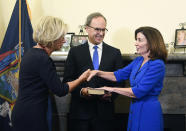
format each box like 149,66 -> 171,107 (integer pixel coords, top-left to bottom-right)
63,12 -> 124,131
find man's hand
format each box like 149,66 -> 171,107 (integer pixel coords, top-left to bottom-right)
96,87 -> 114,102
81,87 -> 91,96
101,92 -> 112,101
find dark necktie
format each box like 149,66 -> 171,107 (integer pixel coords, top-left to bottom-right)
93,46 -> 99,70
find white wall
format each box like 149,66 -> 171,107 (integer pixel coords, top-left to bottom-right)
0,0 -> 186,53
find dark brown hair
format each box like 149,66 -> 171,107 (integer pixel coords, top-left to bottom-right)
135,26 -> 167,62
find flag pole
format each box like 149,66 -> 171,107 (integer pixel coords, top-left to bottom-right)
18,0 -> 21,68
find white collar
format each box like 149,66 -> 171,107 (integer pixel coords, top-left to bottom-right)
88,40 -> 103,50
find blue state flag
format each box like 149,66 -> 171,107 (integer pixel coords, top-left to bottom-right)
0,0 -> 36,130
0,0 -> 36,103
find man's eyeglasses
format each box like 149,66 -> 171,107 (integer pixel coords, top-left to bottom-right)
88,26 -> 108,33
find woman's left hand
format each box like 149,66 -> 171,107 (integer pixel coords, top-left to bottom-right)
98,86 -> 114,92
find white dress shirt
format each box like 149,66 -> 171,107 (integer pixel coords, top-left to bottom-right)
88,40 -> 103,65
80,41 -> 103,95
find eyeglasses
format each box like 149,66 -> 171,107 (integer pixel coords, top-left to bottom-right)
88,26 -> 108,33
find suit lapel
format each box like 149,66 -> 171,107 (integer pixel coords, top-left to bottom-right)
99,43 -> 107,70
83,42 -> 94,69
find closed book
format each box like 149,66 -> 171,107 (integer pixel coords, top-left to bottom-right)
87,88 -> 105,95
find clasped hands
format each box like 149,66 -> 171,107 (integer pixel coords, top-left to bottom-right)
78,69 -> 98,82
80,69 -> 113,100
78,69 -> 99,82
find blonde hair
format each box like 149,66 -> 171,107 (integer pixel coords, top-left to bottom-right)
33,16 -> 68,47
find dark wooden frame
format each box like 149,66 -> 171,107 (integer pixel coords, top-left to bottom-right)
174,29 -> 186,48
70,35 -> 88,47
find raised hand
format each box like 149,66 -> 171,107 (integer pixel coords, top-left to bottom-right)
79,69 -> 91,81
87,70 -> 99,81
